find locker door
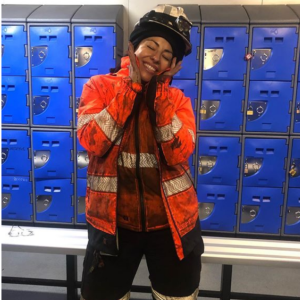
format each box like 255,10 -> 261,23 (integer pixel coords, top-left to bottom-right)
32,77 -> 72,126
243,138 -> 288,188
246,81 -> 292,133
197,136 -> 241,186
74,26 -> 115,77
203,27 -> 248,80
2,25 -> 28,75
250,27 -> 298,81
288,138 -> 300,188
2,129 -> 31,177
30,26 -> 71,77
2,76 -> 29,125
76,178 -> 87,224
199,80 -> 244,131
32,130 -> 73,179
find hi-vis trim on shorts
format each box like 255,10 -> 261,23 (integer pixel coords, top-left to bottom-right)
118,152 -> 158,168
87,175 -> 117,193
162,172 -> 192,197
154,114 -> 182,142
152,286 -> 199,300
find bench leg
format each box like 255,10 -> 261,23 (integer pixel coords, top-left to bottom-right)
66,255 -> 78,300
220,264 -> 232,300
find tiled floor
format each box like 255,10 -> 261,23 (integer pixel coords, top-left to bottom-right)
2,251 -> 300,299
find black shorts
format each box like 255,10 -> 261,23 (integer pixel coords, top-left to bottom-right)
81,227 -> 202,300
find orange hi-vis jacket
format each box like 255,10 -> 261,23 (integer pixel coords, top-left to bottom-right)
77,56 -> 203,260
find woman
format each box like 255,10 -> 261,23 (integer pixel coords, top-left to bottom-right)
78,5 -> 204,300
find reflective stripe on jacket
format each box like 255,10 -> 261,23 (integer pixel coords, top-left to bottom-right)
77,56 -> 203,260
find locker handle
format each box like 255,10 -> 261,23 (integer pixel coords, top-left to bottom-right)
49,36 -> 57,41
252,196 -> 260,202
263,197 -> 270,202
207,193 -> 215,199
226,37 -> 234,42
94,36 -> 102,41
266,148 -> 274,154
3,184 -> 10,189
84,36 -> 92,40
275,37 -> 283,43
51,86 -> 58,92
39,36 -> 47,40
5,35 -> 13,39
42,141 -> 50,146
223,90 -> 231,95
264,37 -> 272,43
41,86 -> 49,92
270,91 -> 279,97
52,141 -> 59,147
9,139 -> 17,145
217,194 -> 225,200
255,148 -> 264,154
260,90 -> 268,96
53,187 -> 61,192
12,185 -> 19,190
215,37 -> 223,42
7,85 -> 15,91
44,187 -> 52,192
212,90 -> 221,95
220,147 -> 228,152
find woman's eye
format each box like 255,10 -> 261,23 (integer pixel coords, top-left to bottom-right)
163,56 -> 171,61
147,45 -> 155,50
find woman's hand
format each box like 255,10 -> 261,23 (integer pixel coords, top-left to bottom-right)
128,42 -> 141,84
163,57 -> 182,77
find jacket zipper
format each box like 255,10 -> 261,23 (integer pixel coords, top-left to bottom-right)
135,100 -> 146,231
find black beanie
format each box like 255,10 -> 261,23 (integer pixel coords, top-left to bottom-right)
129,22 -> 186,62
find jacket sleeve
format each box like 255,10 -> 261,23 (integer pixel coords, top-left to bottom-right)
148,76 -> 196,166
77,75 -> 142,157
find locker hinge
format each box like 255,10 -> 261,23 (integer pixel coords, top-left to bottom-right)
284,157 -> 287,170
294,47 -> 297,61
243,74 -> 246,87
114,46 -> 116,59
280,205 -> 283,217
236,179 -> 240,191
238,155 -> 241,168
68,45 -> 72,58
69,96 -> 73,108
291,75 -> 295,88
26,70 -> 29,82
195,73 -> 199,86
26,94 -> 30,106
71,195 -> 74,206
241,100 -> 245,113
29,170 -> 33,183
25,44 -> 28,57
69,71 -> 72,84
289,101 -> 292,114
71,149 -> 74,161
197,46 -> 200,60
71,173 -> 74,185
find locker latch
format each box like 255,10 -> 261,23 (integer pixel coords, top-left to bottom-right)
31,46 -> 48,67
198,202 -> 214,220
198,156 -> 217,175
75,47 -> 93,67
241,205 -> 260,223
244,157 -> 263,177
2,148 -> 9,164
78,196 -> 86,215
34,150 -> 50,169
247,101 -> 267,121
203,49 -> 223,70
200,100 -> 220,120
251,49 -> 271,70
286,207 -> 300,225
33,96 -> 50,115
36,195 -> 52,213
2,193 -> 11,209
2,94 -> 7,109
77,151 -> 89,169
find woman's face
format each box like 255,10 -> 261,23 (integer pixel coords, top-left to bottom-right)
134,36 -> 173,82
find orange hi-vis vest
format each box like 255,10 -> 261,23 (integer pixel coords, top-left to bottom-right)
77,56 -> 203,260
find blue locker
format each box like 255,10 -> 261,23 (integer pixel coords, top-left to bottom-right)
199,80 -> 245,131
288,138 -> 300,188
30,26 -> 71,77
284,188 -> 300,235
245,81 -> 293,133
197,184 -> 237,232
171,79 -> 197,117
243,137 -> 288,188
250,27 -> 298,81
32,77 -> 72,126
2,129 -> 31,177
2,76 -> 29,125
294,87 -> 300,133
174,26 -> 200,80
2,176 -> 33,221
32,130 -> 73,179
203,27 -> 248,80
35,178 -> 74,223
197,136 -> 241,186
2,25 -> 28,76
239,187 -> 283,234
76,178 -> 87,224
74,26 -> 115,78
75,78 -> 89,126
76,137 -> 88,179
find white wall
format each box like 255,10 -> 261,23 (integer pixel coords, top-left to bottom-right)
2,0 -> 300,52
